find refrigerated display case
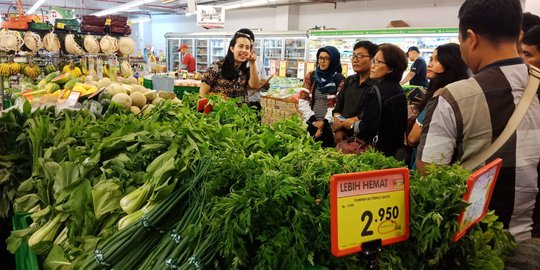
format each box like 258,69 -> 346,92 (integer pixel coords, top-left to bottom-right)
307,28 -> 459,76
284,38 -> 306,78
210,38 -> 226,64
263,38 -> 283,76
165,33 -> 221,73
195,39 -> 209,72
166,31 -> 307,78
167,39 -> 180,71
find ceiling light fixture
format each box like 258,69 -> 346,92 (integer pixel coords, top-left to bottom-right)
92,0 -> 160,17
221,0 -> 272,10
26,0 -> 47,14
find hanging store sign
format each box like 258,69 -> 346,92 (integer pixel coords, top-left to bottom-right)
48,6 -> 75,23
330,168 -> 410,257
452,158 -> 502,242
197,5 -> 225,29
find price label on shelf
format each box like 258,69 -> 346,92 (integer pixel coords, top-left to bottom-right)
452,158 -> 502,242
57,22 -> 65,29
105,19 -> 112,26
330,168 -> 410,257
305,62 -> 316,74
278,60 -> 287,77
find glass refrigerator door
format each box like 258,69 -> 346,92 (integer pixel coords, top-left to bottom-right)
195,39 -> 209,72
210,39 -> 226,64
263,38 -> 283,76
167,39 -> 180,71
284,38 -> 306,78
307,38 -> 356,76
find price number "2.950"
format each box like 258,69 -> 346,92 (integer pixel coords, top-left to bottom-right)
361,206 -> 399,236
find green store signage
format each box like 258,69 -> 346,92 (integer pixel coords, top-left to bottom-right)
310,28 -> 458,36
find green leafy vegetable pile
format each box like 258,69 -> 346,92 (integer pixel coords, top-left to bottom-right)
0,96 -> 515,269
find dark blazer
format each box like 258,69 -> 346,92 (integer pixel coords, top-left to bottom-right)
356,79 -> 408,157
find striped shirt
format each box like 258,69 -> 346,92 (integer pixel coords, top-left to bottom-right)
417,58 -> 540,242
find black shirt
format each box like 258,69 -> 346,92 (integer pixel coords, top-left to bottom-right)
333,74 -> 376,118
357,79 -> 408,157
410,57 -> 428,87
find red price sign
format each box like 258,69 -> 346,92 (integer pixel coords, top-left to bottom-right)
452,158 -> 502,242
330,168 -> 410,257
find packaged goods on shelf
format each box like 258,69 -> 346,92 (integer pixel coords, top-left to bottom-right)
262,76 -> 303,99
260,76 -> 303,124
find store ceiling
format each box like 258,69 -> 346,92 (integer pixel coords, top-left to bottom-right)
0,0 -> 464,17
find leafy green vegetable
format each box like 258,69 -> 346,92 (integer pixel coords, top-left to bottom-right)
92,180 -> 122,220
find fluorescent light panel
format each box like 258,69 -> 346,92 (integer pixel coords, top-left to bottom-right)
93,0 -> 160,17
130,17 -> 151,23
27,0 -> 47,14
222,0 -> 274,10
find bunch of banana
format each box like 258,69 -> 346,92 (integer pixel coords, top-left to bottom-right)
23,63 -> 42,79
148,54 -> 157,63
19,63 -> 26,73
80,58 -> 89,76
63,62 -> 82,78
44,64 -> 57,74
0,62 -> 23,77
120,60 -> 133,78
0,63 -> 13,77
103,64 -> 110,78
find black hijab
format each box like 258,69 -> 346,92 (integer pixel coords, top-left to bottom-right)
314,46 -> 342,94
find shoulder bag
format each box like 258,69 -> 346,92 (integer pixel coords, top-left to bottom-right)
336,85 -> 382,154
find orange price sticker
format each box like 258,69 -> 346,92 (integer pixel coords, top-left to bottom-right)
330,168 -> 410,257
452,158 -> 502,242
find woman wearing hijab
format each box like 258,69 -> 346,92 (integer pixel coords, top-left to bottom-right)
298,46 -> 345,147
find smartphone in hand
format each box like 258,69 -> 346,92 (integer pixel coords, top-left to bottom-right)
336,115 -> 347,121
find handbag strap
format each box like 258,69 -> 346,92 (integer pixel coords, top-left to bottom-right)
371,85 -> 383,144
462,65 -> 540,170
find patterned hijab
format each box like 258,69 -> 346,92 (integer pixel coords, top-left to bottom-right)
314,46 -> 342,94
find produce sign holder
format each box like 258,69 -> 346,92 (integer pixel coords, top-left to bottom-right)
452,158 -> 502,242
260,95 -> 300,125
330,168 -> 410,257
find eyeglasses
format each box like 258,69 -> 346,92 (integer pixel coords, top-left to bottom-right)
371,59 -> 387,66
351,54 -> 370,60
318,56 -> 331,62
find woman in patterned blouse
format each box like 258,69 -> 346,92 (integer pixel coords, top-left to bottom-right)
200,29 -> 260,103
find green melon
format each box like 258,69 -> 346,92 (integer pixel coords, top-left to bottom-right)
51,73 -> 71,85
64,79 -> 80,90
45,71 -> 60,83
45,83 -> 61,93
